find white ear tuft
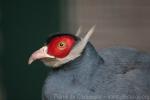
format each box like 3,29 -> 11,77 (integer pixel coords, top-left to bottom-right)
75,26 -> 82,36
82,25 -> 96,43
69,25 -> 96,57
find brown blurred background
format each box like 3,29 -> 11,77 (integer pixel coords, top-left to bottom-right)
61,0 -> 150,52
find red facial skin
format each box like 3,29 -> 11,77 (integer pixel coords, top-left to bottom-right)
47,35 -> 75,58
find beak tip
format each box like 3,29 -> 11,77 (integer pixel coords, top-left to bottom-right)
27,46 -> 55,65
28,61 -> 31,65
28,57 -> 34,65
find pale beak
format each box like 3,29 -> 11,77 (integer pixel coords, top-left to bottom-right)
28,46 -> 55,64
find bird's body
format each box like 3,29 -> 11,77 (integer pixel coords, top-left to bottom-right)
28,27 -> 150,100
42,43 -> 150,100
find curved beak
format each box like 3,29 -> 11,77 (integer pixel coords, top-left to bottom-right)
28,46 -> 55,64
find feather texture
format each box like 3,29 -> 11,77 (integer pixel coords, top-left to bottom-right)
42,42 -> 150,100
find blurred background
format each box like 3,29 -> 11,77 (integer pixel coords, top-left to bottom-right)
1,0 -> 150,100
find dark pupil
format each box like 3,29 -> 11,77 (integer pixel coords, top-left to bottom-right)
60,43 -> 64,46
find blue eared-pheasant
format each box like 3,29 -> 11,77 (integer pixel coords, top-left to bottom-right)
28,26 -> 150,100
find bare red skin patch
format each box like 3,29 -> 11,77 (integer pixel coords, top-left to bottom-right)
47,35 -> 75,58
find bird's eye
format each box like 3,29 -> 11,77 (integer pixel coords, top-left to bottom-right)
57,41 -> 66,50
47,35 -> 75,58
58,42 -> 65,47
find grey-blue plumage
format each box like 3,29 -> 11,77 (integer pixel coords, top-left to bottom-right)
42,41 -> 150,100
